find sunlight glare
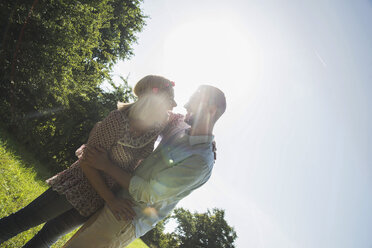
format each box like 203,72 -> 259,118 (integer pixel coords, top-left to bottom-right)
163,15 -> 262,114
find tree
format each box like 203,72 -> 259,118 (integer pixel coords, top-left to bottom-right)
142,208 -> 238,248
0,0 -> 144,171
1,0 -> 145,112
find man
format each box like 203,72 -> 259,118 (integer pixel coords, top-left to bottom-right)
64,85 -> 226,248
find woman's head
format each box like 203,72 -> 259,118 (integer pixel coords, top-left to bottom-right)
133,75 -> 175,99
127,75 -> 177,128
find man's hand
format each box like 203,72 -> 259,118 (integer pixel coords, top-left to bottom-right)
106,197 -> 136,221
82,145 -> 111,171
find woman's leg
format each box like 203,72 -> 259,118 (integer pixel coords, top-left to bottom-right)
22,208 -> 89,248
0,188 -> 74,243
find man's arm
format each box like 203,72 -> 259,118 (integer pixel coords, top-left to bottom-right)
129,155 -> 209,204
86,147 -> 209,205
80,149 -> 135,221
83,146 -> 132,190
80,162 -> 116,203
80,110 -> 135,220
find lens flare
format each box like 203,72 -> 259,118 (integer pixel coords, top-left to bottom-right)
142,207 -> 158,219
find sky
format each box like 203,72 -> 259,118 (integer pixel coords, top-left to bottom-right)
107,0 -> 372,247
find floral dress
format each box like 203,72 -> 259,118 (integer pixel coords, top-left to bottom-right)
46,109 -> 173,217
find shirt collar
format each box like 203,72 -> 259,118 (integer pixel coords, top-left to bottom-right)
184,129 -> 214,146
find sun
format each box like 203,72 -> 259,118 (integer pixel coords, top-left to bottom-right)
162,15 -> 262,114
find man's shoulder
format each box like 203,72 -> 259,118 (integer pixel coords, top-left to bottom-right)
190,146 -> 215,168
170,142 -> 215,170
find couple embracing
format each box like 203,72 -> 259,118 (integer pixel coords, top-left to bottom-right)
0,75 -> 226,248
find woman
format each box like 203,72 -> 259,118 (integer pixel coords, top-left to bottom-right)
0,75 -> 177,248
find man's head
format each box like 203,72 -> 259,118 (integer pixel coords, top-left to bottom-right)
184,85 -> 226,128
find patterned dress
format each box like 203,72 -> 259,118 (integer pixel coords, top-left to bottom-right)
46,109 -> 183,217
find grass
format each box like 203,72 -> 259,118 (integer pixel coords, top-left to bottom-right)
0,128 -> 148,248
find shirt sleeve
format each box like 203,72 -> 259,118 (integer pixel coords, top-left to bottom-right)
87,110 -> 122,150
128,155 -> 210,205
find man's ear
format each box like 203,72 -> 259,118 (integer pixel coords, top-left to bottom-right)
209,105 -> 217,118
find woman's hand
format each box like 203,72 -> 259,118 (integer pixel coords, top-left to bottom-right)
82,146 -> 111,171
106,197 -> 136,221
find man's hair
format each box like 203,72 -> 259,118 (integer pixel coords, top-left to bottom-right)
198,85 -> 226,122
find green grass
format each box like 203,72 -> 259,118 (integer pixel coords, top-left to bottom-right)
0,128 -> 147,248
128,239 -> 149,248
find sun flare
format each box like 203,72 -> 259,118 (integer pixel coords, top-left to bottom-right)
162,15 -> 261,113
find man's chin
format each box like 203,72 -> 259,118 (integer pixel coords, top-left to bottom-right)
184,113 -> 194,126
184,118 -> 193,126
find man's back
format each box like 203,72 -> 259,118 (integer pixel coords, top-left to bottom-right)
127,126 -> 215,237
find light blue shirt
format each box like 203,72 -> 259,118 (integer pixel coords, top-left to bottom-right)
118,127 -> 215,238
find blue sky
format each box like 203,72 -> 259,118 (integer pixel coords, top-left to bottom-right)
109,0 -> 372,247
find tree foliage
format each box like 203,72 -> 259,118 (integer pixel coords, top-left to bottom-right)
142,208 -> 238,248
0,0 -> 145,171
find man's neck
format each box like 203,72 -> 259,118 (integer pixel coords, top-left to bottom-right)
189,121 -> 213,136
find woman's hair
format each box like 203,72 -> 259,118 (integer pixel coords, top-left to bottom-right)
132,75 -> 174,97
117,75 -> 175,122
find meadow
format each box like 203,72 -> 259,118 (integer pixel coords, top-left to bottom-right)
0,128 -> 147,248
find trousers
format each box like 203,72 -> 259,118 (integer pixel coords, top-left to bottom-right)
63,204 -> 135,248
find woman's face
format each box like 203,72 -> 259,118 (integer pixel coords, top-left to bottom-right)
163,89 -> 177,111
142,90 -> 177,127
